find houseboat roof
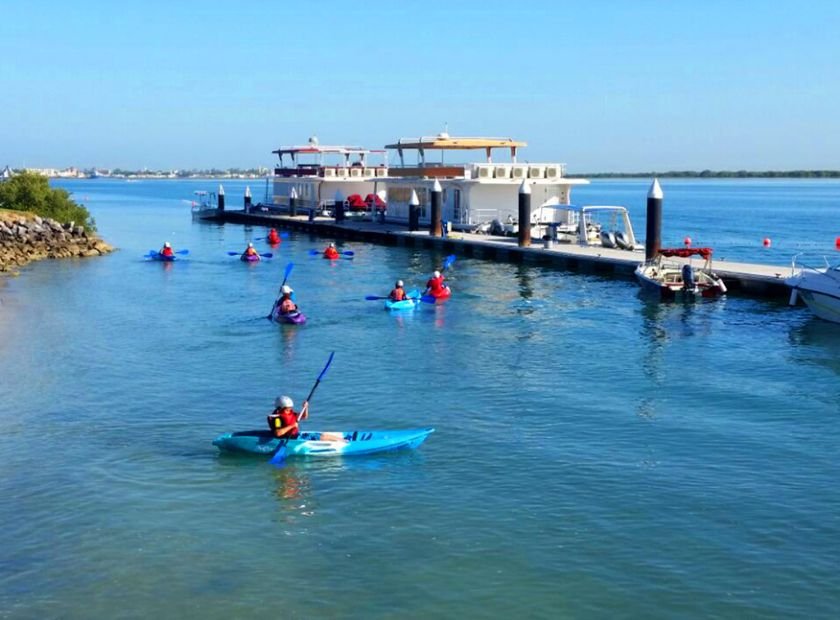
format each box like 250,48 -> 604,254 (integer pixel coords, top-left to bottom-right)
272,145 -> 385,156
384,135 -> 527,150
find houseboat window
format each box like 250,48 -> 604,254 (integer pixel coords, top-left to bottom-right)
453,189 -> 461,222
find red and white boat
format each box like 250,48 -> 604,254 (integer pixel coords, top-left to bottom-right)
635,247 -> 727,300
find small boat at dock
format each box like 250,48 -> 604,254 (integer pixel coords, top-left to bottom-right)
635,247 -> 727,300
785,257 -> 840,324
190,190 -> 224,221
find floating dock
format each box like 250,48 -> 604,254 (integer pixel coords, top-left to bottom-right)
214,209 -> 793,300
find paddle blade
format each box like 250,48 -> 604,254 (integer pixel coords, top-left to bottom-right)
420,295 -> 437,304
342,250 -> 355,256
175,249 -> 190,255
260,252 -> 274,258
443,254 -> 456,270
280,231 -> 290,239
282,262 -> 294,283
318,351 -> 335,381
269,444 -> 287,466
227,251 -> 240,256
308,249 -> 320,256
365,295 -> 386,301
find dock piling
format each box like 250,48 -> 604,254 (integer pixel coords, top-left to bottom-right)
430,179 -> 442,237
218,184 -> 225,212
289,187 -> 297,217
244,186 -> 251,214
645,178 -> 662,261
518,180 -> 531,248
334,190 -> 345,223
409,189 -> 420,231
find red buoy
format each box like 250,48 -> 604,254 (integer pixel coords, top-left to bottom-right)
835,237 -> 840,250
763,237 -> 771,248
683,236 -> 692,247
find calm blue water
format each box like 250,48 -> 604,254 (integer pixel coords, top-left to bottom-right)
1,179 -> 839,619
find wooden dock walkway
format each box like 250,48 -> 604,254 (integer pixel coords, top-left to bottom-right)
215,209 -> 794,299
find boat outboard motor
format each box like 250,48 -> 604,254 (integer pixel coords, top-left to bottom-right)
600,230 -> 617,248
682,264 -> 696,292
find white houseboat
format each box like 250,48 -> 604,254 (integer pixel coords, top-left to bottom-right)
270,137 -> 388,213
380,133 -> 589,234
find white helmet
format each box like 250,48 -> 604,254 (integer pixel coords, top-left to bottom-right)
164,242 -> 171,248
433,270 -> 441,278
396,280 -> 404,287
329,242 -> 336,248
248,242 -> 254,248
280,285 -> 292,295
275,395 -> 294,409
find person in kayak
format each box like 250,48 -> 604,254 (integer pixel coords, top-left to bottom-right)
424,270 -> 447,296
159,241 -> 174,257
243,242 -> 259,257
267,228 -> 281,245
275,285 -> 298,316
323,242 -> 340,260
267,395 -> 309,439
389,280 -> 409,301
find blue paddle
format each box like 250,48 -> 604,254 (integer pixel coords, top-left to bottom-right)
228,251 -> 273,258
270,351 -> 336,466
309,249 -> 355,257
421,255 -> 456,303
145,249 -> 188,259
268,262 -> 295,319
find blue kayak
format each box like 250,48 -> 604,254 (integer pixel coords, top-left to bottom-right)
148,252 -> 176,262
383,289 -> 420,311
212,428 -> 434,457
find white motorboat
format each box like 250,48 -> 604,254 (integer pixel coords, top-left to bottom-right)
786,257 -> 840,324
635,247 -> 728,300
190,189 -> 223,221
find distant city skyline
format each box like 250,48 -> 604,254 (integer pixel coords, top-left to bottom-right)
2,1 -> 839,172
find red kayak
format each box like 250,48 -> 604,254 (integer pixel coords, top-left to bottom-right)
428,286 -> 451,302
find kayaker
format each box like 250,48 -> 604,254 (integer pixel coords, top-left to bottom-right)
267,228 -> 281,244
424,270 -> 446,296
323,242 -> 340,260
276,285 -> 298,315
389,280 -> 408,301
244,242 -> 259,257
267,395 -> 309,439
159,241 -> 174,257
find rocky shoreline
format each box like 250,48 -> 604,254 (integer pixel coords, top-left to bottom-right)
0,211 -> 114,273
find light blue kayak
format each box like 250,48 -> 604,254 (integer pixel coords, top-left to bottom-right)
384,289 -> 420,311
212,428 -> 434,457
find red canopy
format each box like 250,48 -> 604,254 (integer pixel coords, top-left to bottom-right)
346,194 -> 366,210
659,247 -> 713,260
365,193 -> 387,211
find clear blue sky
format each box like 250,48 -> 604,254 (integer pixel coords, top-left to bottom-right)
2,0 -> 838,172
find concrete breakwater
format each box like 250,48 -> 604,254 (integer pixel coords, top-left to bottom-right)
0,211 -> 114,273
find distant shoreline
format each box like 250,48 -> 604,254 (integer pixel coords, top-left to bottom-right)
570,170 -> 840,179
13,169 -> 840,181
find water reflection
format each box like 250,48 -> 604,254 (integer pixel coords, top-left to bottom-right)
788,317 -> 840,376
272,466 -> 311,504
